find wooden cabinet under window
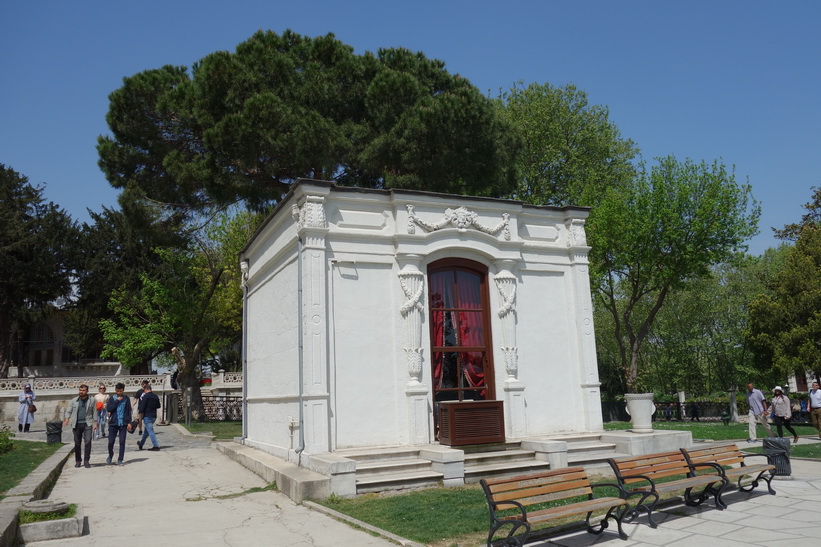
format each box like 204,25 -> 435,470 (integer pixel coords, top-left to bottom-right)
437,400 -> 505,446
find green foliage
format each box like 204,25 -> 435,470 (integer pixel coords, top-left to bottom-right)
0,164 -> 77,375
748,223 -> 821,378
18,504 -> 76,524
0,426 -> 13,455
589,156 -> 760,392
98,30 -> 517,215
636,257 -> 780,396
100,208 -> 261,417
499,82 -> 638,207
64,199 -> 187,360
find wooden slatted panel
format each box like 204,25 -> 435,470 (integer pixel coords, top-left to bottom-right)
527,497 -> 626,523
684,444 -> 744,467
485,468 -> 595,510
611,452 -> 693,484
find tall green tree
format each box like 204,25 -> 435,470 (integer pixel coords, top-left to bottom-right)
748,224 -> 821,381
63,199 -> 187,364
589,156 -> 760,392
0,165 -> 77,377
98,30 -> 517,215
499,82 -> 638,207
639,254 -> 784,397
100,209 -> 259,417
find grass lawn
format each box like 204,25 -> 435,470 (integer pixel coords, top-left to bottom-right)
319,486 -> 491,546
604,420 -> 819,442
0,440 -> 63,499
179,421 -> 242,440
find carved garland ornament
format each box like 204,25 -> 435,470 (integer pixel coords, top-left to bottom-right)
406,204 -> 510,240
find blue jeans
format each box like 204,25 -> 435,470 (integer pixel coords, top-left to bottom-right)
108,424 -> 128,462
96,409 -> 107,438
139,417 -> 159,448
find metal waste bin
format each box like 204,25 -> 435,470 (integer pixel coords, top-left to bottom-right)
763,437 -> 791,476
46,420 -> 62,444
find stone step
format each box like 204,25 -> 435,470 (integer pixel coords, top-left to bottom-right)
545,432 -> 607,443
464,459 -> 552,483
335,446 -> 423,462
461,441 -> 522,454
464,448 -> 537,466
566,441 -> 618,453
355,469 -> 444,494
568,450 -> 629,466
355,458 -> 434,476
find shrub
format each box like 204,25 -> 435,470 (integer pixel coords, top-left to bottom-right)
0,426 -> 13,455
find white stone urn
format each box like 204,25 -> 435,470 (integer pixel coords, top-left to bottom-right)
625,393 -> 656,433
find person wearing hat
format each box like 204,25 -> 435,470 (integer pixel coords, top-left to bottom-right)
17,383 -> 36,433
771,386 -> 799,444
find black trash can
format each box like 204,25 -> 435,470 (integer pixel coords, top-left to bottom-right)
46,420 -> 62,444
763,437 -> 791,476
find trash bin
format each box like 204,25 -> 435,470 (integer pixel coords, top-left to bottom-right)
46,420 -> 62,444
762,437 -> 791,476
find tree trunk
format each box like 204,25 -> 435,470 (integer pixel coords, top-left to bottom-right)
171,346 -> 205,420
0,316 -> 10,379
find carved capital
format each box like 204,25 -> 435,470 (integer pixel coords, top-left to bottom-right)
240,260 -> 249,289
405,347 -> 424,383
292,195 -> 328,230
566,218 -> 587,247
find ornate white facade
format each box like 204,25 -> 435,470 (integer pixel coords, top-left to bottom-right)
239,180 -> 603,467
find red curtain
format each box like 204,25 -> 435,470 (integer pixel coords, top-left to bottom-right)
430,269 -> 485,395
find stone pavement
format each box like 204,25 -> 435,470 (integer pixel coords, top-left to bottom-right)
6,421 -> 399,546
530,446 -> 821,546
7,420 -> 821,546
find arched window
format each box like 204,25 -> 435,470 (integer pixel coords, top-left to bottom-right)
428,258 -> 496,408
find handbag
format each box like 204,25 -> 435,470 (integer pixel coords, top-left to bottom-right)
128,420 -> 139,434
28,404 -> 37,413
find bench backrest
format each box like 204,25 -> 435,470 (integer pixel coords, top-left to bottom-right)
681,444 -> 745,468
608,451 -> 692,485
480,467 -> 593,511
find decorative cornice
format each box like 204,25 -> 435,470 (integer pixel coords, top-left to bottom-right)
406,204 -> 510,240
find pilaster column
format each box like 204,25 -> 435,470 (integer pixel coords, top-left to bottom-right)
494,259 -> 526,438
397,253 -> 431,444
292,195 -> 331,453
566,217 -> 603,431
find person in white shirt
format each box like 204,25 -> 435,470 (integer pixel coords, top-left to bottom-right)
809,381 -> 821,440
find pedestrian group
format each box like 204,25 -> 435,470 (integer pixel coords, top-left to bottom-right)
51,381 -> 162,467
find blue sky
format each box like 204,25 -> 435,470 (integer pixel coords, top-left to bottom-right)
2,1 -> 819,255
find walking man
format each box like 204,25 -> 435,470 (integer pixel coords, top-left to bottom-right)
106,382 -> 134,465
137,384 -> 162,451
63,384 -> 98,468
746,382 -> 774,442
809,380 -> 821,440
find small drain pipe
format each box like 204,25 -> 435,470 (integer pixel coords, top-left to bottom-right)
240,260 -> 249,441
295,235 -> 305,460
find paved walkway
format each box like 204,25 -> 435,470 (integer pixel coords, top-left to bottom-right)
532,446 -> 821,546
7,421 -> 396,546
8,421 -> 821,546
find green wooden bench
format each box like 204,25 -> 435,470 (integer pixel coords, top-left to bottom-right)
480,467 -> 629,546
607,450 -> 728,528
680,443 -> 776,506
